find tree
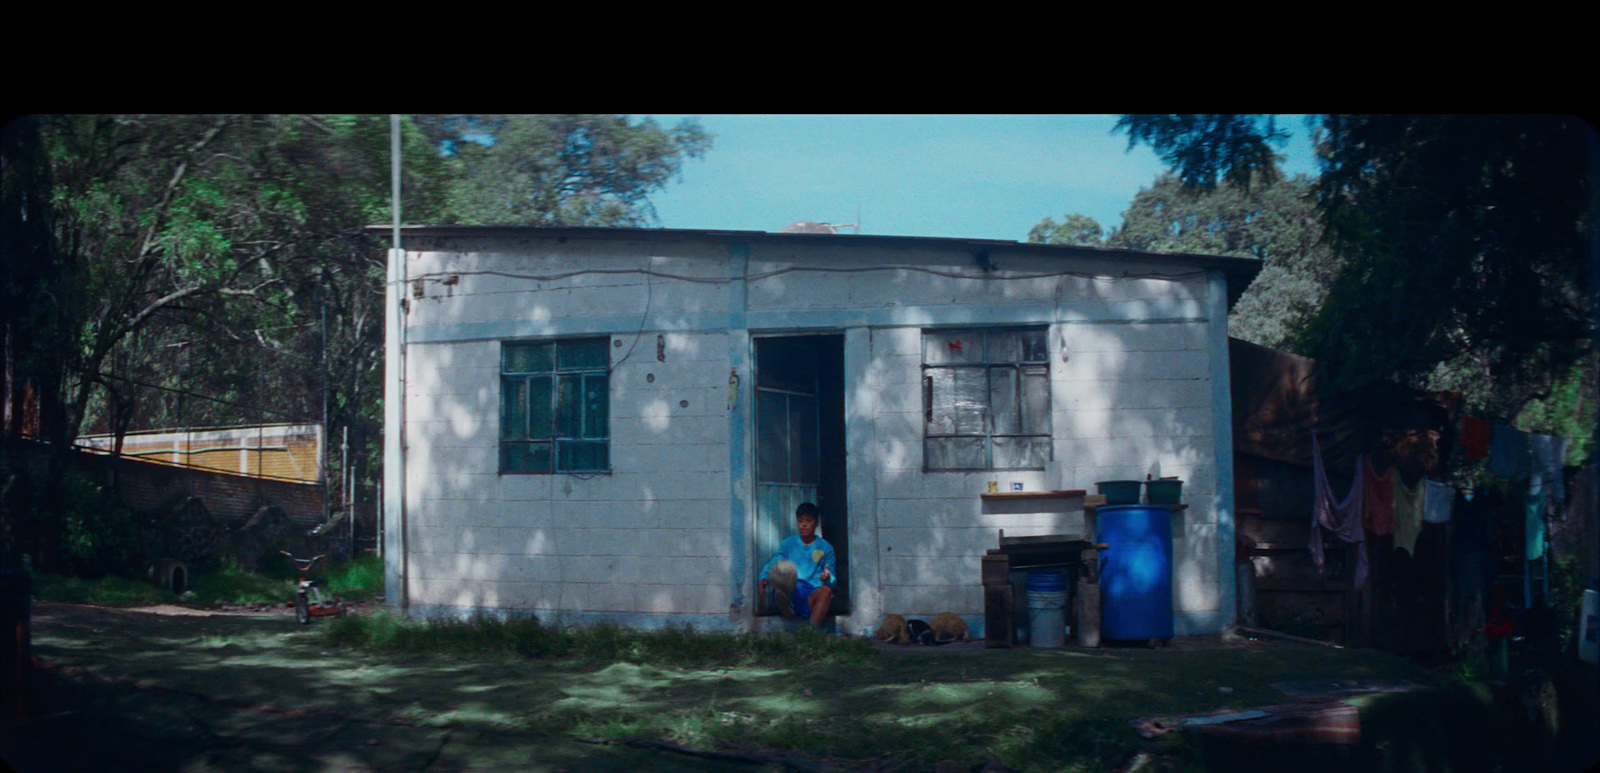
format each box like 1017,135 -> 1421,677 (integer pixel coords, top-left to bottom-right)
1027,213 -> 1104,246
421,114 -> 712,226
6,114 -> 714,573
1116,114 -> 1596,422
1101,174 -> 1339,351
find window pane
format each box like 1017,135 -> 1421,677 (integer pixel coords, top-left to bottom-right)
1020,365 -> 1050,435
923,330 -> 983,365
793,394 -> 819,484
559,338 -> 609,371
528,376 -> 553,439
925,436 -> 986,470
502,441 -> 551,473
556,377 -> 580,438
501,377 -> 528,440
757,390 -> 789,482
989,367 -> 1020,435
1020,329 -> 1049,362
927,367 -> 987,435
992,436 -> 1050,469
989,330 -> 1023,363
558,440 -> 608,472
582,373 -> 608,439
504,343 -> 554,374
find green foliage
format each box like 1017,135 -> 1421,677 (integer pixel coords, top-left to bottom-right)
322,552 -> 383,600
1120,114 -> 1594,420
30,572 -> 170,605
1506,361 -> 1596,465
1115,114 -> 1290,191
433,114 -> 712,227
184,558 -> 298,605
1092,173 -> 1339,352
1027,213 -> 1105,246
323,611 -> 878,669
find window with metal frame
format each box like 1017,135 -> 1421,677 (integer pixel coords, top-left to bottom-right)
922,327 -> 1050,471
500,338 -> 610,473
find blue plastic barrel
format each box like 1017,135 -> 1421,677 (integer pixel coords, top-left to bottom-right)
1096,504 -> 1173,640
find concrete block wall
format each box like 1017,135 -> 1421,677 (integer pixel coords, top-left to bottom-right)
392,233 -> 1234,635
398,236 -> 739,625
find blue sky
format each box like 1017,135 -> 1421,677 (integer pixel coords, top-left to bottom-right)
644,115 -> 1319,242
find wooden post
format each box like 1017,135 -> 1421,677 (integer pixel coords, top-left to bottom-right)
1075,547 -> 1101,648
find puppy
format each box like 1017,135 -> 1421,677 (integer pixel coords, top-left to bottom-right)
929,612 -> 970,643
874,613 -> 910,644
906,618 -> 938,645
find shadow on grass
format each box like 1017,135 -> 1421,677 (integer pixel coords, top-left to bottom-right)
23,605 -> 1586,773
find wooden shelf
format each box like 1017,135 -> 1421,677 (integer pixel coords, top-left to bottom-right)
980,489 -> 1087,501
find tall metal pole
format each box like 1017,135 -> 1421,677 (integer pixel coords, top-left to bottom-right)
384,115 -> 408,610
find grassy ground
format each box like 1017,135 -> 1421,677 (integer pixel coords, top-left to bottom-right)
306,612 -> 1545,772
29,553 -> 384,607
20,566 -> 1596,772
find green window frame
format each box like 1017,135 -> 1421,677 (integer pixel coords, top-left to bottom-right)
500,338 -> 611,474
922,327 -> 1051,471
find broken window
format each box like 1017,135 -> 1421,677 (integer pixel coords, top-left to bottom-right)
923,327 -> 1050,471
501,338 -> 610,473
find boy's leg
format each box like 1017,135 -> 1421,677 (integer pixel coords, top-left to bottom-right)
807,585 -> 834,628
791,581 -> 814,620
768,560 -> 798,617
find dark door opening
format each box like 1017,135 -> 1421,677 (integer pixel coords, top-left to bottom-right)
754,334 -> 848,613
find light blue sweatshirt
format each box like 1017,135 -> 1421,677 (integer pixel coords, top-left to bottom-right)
758,535 -> 836,587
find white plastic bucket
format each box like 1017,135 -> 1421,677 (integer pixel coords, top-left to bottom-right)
1026,589 -> 1069,648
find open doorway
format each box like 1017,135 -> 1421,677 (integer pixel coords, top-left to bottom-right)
753,334 -> 848,613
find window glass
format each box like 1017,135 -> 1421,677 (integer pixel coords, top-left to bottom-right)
559,339 -> 609,371
922,327 -> 1050,471
504,343 -> 554,374
501,338 -> 609,473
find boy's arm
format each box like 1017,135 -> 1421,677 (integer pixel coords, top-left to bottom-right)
757,538 -> 787,582
823,542 -> 837,585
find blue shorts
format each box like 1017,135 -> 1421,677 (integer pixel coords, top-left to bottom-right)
768,580 -> 820,617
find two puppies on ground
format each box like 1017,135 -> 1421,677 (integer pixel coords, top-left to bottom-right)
874,612 -> 969,645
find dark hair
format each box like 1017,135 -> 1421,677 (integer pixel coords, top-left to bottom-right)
795,502 -> 820,520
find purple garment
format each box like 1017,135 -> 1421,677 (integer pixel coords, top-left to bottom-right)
1310,434 -> 1368,589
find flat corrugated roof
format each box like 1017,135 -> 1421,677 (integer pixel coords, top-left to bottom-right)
365,224 -> 1263,303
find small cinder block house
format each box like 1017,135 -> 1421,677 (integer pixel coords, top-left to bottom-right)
379,225 -> 1258,637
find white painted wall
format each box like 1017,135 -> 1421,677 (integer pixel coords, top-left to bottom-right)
392,232 -> 1236,636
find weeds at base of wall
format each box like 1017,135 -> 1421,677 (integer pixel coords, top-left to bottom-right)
320,611 -> 878,669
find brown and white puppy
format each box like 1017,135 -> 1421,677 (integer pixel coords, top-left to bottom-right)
929,612 -> 970,643
874,613 -> 910,644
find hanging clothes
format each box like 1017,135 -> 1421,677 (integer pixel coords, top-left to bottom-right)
1423,479 -> 1454,524
1363,458 -> 1395,536
1393,472 -> 1426,555
1528,433 -> 1568,515
1460,415 -> 1492,460
1310,434 -> 1368,589
1525,476 -> 1546,561
1489,424 -> 1531,481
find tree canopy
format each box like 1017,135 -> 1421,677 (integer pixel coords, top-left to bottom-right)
419,114 -> 711,226
1115,114 -> 1596,422
1026,213 -> 1105,246
1,113 -> 712,572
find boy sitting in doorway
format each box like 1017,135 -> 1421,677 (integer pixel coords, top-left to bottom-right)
758,502 -> 836,628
